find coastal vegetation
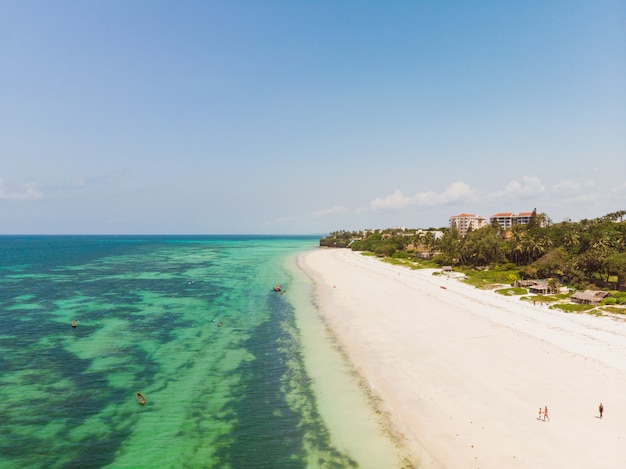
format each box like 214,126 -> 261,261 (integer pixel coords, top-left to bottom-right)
320,210 -> 626,292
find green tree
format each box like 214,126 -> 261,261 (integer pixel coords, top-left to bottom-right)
523,230 -> 554,263
437,227 -> 461,265
522,248 -> 568,279
505,225 -> 526,265
604,252 -> 626,289
547,278 -> 560,293
527,208 -> 539,230
458,226 -> 504,267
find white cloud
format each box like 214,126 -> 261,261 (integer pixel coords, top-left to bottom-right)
0,169 -> 128,202
610,182 -> 626,196
363,176 -> 552,214
261,215 -> 303,227
0,179 -> 42,200
485,175 -> 545,201
421,181 -> 476,205
369,181 -> 477,211
314,205 -> 349,216
552,191 -> 603,206
370,189 -> 411,211
71,169 -> 131,189
552,180 -> 583,194
46,169 -> 132,193
319,175 -> 619,226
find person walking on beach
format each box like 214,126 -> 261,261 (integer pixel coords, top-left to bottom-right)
599,403 -> 604,419
538,407 -> 543,420
543,406 -> 550,421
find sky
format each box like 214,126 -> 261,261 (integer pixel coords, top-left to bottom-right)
1,1 -> 625,234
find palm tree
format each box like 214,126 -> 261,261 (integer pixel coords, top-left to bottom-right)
591,232 -> 611,251
525,233 -> 554,263
563,228 -> 581,252
508,226 -> 525,265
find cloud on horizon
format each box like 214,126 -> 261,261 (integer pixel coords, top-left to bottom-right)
68,169 -> 132,190
369,181 -> 477,211
610,182 -> 626,197
314,175 -> 626,219
0,179 -> 42,200
1,169 -> 131,202
483,176 -> 545,202
313,205 -> 349,216
366,177 -> 545,212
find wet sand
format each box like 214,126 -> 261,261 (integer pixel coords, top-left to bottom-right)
286,252 -> 406,468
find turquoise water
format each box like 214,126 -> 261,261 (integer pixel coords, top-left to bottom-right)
0,235 -> 361,468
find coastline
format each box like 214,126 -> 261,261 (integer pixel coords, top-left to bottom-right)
298,247 -> 626,468
285,251 -> 408,468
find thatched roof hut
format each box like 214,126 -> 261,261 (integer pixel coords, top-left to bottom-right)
529,283 -> 550,294
515,279 -> 550,293
570,290 -> 609,305
516,280 -> 538,288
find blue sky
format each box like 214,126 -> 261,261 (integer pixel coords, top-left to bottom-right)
1,1 -> 624,234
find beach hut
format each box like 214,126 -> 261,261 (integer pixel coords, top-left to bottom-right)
570,290 -> 609,305
529,283 -> 550,294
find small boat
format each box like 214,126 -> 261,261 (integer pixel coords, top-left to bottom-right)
71,320 -> 77,328
273,285 -> 282,292
136,392 -> 147,405
217,321 -> 223,327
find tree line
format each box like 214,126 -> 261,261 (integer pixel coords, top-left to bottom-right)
320,210 -> 626,291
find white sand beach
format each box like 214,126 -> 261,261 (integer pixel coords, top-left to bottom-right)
299,248 -> 626,469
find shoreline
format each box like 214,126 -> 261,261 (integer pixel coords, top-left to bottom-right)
286,251 -> 408,468
298,247 -> 626,468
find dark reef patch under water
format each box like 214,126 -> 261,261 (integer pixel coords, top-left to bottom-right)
0,235 -> 358,468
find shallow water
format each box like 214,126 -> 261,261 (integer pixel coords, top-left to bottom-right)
286,253 -> 404,469
0,235 -> 370,468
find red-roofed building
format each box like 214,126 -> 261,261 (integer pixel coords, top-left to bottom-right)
449,213 -> 488,237
490,212 -> 516,230
490,211 -> 544,230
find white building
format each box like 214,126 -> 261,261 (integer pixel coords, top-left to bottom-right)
449,213 -> 488,237
490,211 -> 544,230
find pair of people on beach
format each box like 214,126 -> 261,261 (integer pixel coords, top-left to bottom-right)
537,403 -> 604,421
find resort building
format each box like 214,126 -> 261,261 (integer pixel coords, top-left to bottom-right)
514,211 -> 535,225
490,211 -> 544,230
490,212 -> 516,230
449,213 -> 488,237
415,229 -> 444,240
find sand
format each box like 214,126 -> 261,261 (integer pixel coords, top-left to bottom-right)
298,248 -> 626,469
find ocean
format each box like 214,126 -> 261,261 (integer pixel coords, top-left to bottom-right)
0,236 -> 401,469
